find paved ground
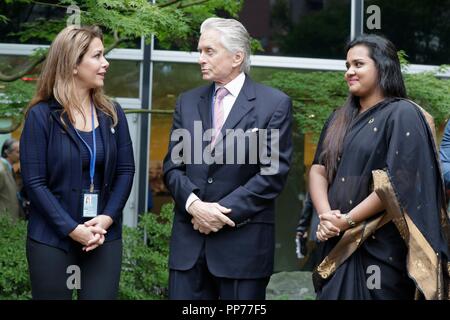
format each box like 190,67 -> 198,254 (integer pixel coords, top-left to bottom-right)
266,271 -> 316,300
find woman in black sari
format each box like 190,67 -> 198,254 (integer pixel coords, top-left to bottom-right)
309,34 -> 450,300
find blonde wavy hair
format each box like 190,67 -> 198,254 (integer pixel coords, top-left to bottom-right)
27,25 -> 118,127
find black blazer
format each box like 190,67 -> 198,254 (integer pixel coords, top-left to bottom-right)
20,99 -> 135,251
163,76 -> 293,278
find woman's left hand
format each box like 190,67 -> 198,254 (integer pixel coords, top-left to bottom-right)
82,215 -> 114,252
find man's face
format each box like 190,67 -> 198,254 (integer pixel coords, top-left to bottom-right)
7,142 -> 19,165
197,29 -> 242,85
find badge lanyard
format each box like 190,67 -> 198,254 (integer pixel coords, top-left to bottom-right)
74,99 -> 97,193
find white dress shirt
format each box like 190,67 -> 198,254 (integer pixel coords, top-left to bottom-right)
185,72 -> 246,212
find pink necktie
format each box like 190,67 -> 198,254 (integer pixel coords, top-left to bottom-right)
212,87 -> 229,144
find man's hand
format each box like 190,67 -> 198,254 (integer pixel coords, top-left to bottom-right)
188,200 -> 235,234
316,210 -> 345,242
191,217 -> 211,235
82,215 -> 114,252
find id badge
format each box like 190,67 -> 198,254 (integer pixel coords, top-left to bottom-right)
81,190 -> 99,218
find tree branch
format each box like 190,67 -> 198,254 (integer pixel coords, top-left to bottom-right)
0,54 -> 46,82
0,120 -> 22,134
0,30 -> 125,81
157,0 -> 184,8
178,0 -> 211,9
157,0 -> 211,9
104,31 -> 127,54
31,0 -> 87,12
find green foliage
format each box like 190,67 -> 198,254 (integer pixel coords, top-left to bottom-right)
119,203 -> 174,299
0,80 -> 35,121
0,15 -> 8,24
264,71 -> 348,137
404,72 -> 450,125
398,50 -> 410,71
264,69 -> 450,140
0,203 -> 174,300
4,0 -> 243,48
0,216 -> 31,300
11,19 -> 66,43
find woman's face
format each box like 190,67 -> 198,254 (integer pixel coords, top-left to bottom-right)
345,45 -> 380,98
74,37 -> 109,90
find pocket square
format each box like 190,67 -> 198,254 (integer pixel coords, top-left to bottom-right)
246,127 -> 259,133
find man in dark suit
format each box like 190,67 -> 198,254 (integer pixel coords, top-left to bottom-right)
163,17 -> 293,300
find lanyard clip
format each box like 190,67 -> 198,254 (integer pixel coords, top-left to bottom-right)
90,183 -> 94,193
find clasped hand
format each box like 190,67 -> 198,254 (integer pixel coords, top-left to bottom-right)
69,215 -> 113,252
188,200 -> 235,234
316,210 -> 350,242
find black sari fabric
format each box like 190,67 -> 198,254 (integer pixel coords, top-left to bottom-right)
313,98 -> 449,299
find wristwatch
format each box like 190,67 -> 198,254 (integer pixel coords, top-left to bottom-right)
344,213 -> 356,227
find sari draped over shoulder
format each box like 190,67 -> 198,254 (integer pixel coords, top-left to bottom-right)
312,98 -> 450,300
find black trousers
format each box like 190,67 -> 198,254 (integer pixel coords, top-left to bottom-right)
169,246 -> 269,300
26,237 -> 122,300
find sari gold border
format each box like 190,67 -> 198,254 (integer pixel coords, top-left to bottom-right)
315,170 -> 393,281
315,169 -> 444,300
372,169 -> 442,300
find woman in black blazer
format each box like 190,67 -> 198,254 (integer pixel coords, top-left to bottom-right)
20,25 -> 135,300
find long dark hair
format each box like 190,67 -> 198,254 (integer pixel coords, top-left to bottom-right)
320,34 -> 407,183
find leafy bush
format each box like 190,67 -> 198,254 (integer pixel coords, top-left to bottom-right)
0,203 -> 174,300
0,215 -> 31,300
119,203 -> 174,300
264,71 -> 348,138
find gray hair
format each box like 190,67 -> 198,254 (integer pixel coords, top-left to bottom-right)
200,17 -> 251,74
1,138 -> 18,158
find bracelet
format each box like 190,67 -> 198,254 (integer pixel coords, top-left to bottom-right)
344,213 -> 356,227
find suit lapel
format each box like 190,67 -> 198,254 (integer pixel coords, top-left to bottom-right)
197,84 -> 215,131
214,76 -> 256,146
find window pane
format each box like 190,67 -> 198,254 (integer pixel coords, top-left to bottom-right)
148,63 -> 203,212
0,55 -> 36,77
364,0 -> 450,65
155,0 -> 351,59
241,0 -> 351,59
0,56 -> 139,98
104,60 -> 140,98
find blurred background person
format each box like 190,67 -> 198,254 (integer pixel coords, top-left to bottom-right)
0,138 -> 21,221
295,192 -> 321,270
